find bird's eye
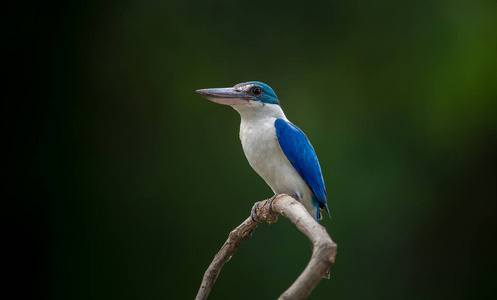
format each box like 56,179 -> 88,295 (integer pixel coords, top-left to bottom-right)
252,87 -> 262,96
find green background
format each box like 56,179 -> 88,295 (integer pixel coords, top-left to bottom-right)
7,0 -> 496,299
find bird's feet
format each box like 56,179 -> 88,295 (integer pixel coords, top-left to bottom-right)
251,202 -> 262,223
267,194 -> 279,214
251,195 -> 280,223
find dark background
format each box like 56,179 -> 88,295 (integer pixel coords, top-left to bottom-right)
5,0 -> 496,299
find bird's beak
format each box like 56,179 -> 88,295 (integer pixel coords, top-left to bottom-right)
196,87 -> 253,106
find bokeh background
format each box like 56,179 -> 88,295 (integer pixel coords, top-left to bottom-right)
6,0 -> 496,299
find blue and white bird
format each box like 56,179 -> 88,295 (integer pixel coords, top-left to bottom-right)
196,81 -> 329,222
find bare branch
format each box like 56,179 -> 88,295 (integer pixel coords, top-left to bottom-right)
195,194 -> 337,300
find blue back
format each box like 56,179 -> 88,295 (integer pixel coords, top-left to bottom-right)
274,118 -> 329,219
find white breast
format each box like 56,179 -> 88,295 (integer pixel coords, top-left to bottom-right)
236,106 -> 315,216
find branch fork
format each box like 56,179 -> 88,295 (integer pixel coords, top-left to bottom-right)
195,194 -> 337,300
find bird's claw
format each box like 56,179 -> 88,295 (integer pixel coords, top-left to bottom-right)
268,194 -> 278,214
251,202 -> 261,223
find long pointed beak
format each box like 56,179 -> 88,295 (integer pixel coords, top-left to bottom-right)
196,87 -> 253,106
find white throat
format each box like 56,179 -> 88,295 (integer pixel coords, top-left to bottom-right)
232,101 -> 287,122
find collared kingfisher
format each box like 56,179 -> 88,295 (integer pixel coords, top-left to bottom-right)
196,81 -> 329,222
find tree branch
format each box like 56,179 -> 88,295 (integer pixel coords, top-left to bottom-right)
195,194 -> 337,300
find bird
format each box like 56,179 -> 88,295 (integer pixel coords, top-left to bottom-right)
196,81 -> 329,222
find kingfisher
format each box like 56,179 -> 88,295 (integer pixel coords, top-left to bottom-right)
196,81 -> 329,222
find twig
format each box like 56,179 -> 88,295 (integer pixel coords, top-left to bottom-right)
195,194 -> 337,300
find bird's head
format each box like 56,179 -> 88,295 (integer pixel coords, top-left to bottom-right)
196,81 -> 280,107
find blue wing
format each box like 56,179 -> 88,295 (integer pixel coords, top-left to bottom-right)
274,119 -> 329,218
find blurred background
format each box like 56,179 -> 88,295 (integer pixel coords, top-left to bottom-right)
5,0 -> 496,299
